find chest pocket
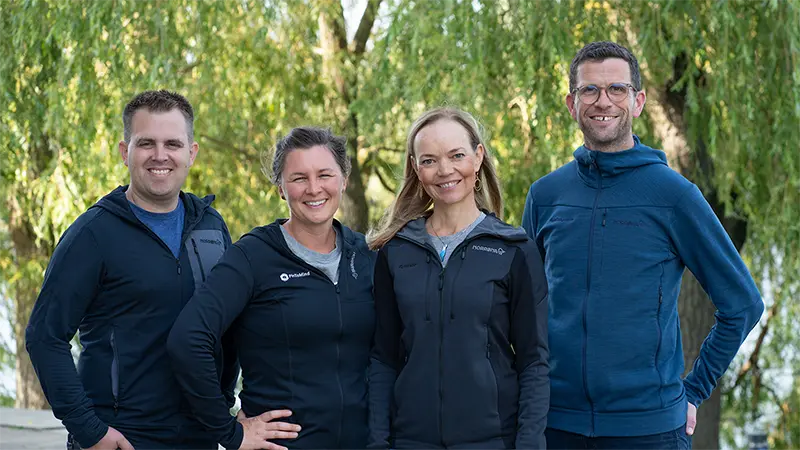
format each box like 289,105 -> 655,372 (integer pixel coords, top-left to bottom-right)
185,229 -> 226,290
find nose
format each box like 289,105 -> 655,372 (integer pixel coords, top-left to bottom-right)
437,158 -> 454,176
152,144 -> 169,161
594,88 -> 614,108
306,177 -> 323,195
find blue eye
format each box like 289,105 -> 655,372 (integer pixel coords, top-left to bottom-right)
453,153 -> 466,159
420,159 -> 434,165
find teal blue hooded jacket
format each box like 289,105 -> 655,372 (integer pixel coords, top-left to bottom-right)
522,137 -> 763,437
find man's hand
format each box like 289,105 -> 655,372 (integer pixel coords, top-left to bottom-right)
86,426 -> 134,450
686,402 -> 697,436
238,409 -> 301,450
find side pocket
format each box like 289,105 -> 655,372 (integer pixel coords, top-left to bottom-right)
110,329 -> 120,415
485,324 -> 501,424
654,264 -> 665,408
190,238 -> 207,283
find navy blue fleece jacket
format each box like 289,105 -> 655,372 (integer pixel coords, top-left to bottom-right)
25,186 -> 237,449
522,137 -> 764,437
369,214 -> 549,449
168,220 -> 375,449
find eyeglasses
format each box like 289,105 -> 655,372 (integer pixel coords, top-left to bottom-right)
573,83 -> 636,105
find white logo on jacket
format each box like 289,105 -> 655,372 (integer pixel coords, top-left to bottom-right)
472,244 -> 506,256
350,253 -> 358,279
280,271 -> 310,282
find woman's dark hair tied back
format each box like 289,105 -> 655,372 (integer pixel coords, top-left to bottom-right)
266,127 -> 351,185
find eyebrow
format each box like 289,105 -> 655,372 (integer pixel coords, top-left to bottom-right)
287,168 -> 336,177
418,147 -> 466,159
134,137 -> 185,146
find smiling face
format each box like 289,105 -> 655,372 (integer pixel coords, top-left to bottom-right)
413,119 -> 484,209
566,58 -> 646,152
119,108 -> 198,211
279,145 -> 346,228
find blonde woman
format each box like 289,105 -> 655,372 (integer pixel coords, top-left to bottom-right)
367,108 -> 549,449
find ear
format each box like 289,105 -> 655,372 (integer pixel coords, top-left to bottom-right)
565,93 -> 578,120
118,140 -> 130,167
187,142 -> 199,167
632,89 -> 647,118
473,144 -> 485,172
341,175 -> 349,193
278,185 -> 286,200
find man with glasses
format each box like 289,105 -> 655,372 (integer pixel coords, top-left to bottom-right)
522,41 -> 763,449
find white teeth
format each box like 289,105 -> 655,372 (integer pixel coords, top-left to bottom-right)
438,181 -> 458,188
149,169 -> 171,175
306,200 -> 326,206
591,116 -> 614,121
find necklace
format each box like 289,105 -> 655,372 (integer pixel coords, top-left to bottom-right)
428,222 -> 471,262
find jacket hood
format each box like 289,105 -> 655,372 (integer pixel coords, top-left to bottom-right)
245,219 -> 362,258
396,211 -> 527,247
574,135 -> 668,186
93,185 -> 215,229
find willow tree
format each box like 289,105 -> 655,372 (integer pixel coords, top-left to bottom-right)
2,0 -> 798,448
358,1 -> 799,448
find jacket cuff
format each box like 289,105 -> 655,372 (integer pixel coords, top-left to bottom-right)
67,415 -> 108,449
221,421 -> 245,450
684,383 -> 703,408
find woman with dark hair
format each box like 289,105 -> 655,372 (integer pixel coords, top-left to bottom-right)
367,108 -> 550,449
168,127 -> 375,450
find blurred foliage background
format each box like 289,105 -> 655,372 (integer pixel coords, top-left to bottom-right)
1,0 -> 798,448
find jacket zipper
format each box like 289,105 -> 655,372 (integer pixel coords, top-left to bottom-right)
395,234 -> 482,446
425,254 -> 432,321
190,238 -> 207,282
438,268 -> 446,446
281,243 -> 349,446
583,159 -> 602,435
334,282 -> 344,448
110,329 -> 120,415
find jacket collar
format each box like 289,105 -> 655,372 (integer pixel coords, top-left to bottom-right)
574,135 -> 668,187
396,211 -> 527,248
92,185 -> 213,230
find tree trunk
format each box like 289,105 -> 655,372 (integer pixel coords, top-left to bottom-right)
9,205 -> 50,410
651,51 -> 750,450
678,273 -> 721,450
316,0 -> 380,232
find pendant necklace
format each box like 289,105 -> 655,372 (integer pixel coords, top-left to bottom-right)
429,223 -> 469,262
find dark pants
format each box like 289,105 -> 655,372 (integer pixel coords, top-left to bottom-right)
546,426 -> 692,450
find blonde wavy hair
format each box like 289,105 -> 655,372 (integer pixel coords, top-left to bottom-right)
368,107 -> 503,250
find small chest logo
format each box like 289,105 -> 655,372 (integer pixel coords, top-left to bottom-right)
350,253 -> 359,279
613,219 -> 646,227
199,238 -> 223,246
280,271 -> 310,282
472,245 -> 506,256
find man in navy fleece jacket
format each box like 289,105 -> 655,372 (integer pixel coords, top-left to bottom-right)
522,41 -> 764,449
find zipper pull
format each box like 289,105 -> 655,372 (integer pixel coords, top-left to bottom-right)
438,272 -> 444,290
658,285 -> 663,303
602,209 -> 607,227
177,261 -> 181,275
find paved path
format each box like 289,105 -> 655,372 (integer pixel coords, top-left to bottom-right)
0,408 -> 228,449
0,407 -> 67,449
